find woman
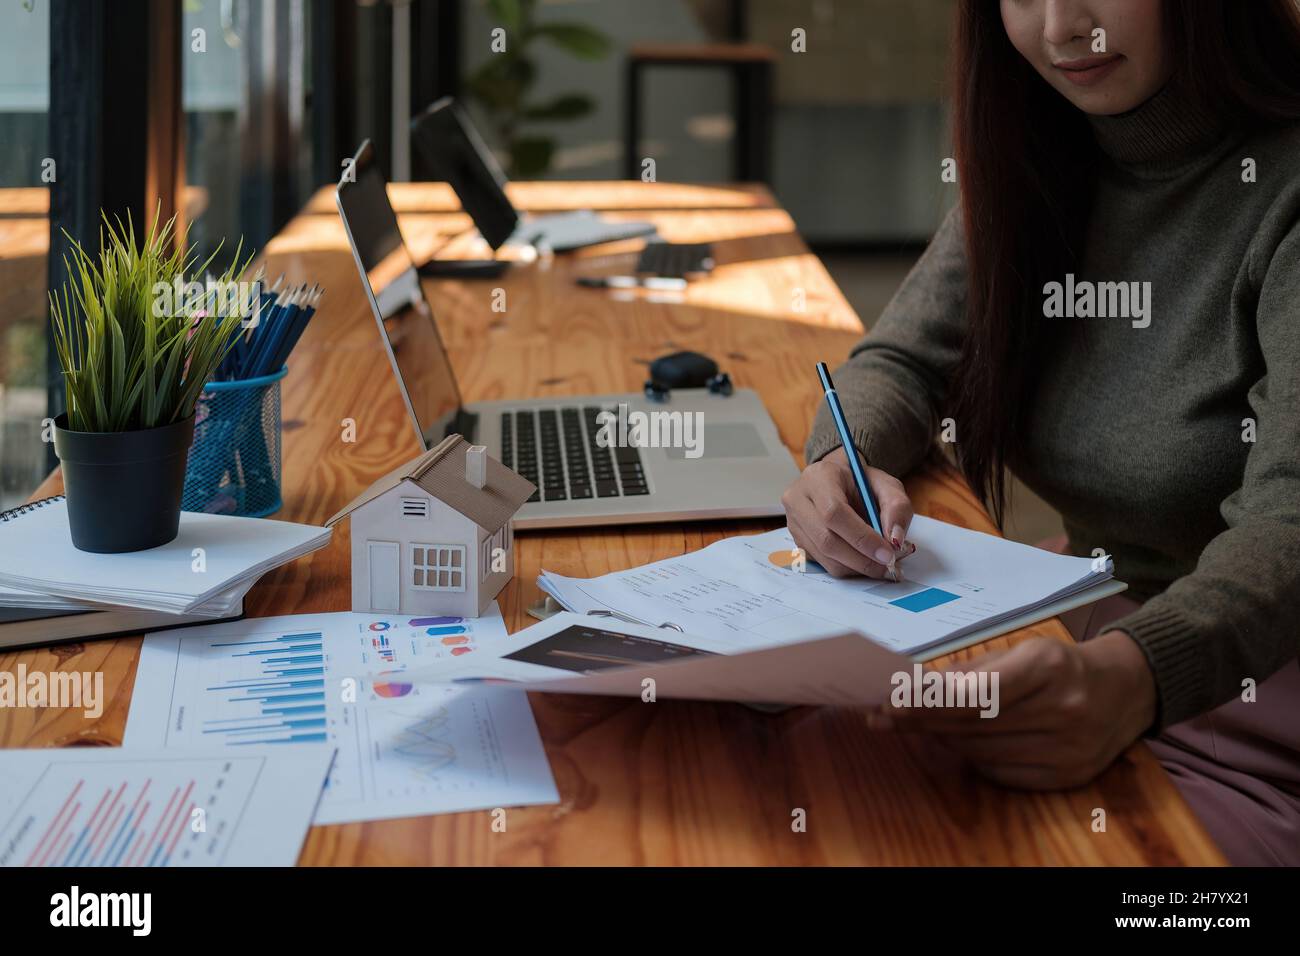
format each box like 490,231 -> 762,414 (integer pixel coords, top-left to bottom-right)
783,0 -> 1300,865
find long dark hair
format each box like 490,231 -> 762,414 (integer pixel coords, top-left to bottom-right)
949,0 -> 1300,528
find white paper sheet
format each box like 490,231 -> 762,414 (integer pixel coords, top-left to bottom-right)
123,603 -> 559,825
0,499 -> 331,613
386,612 -> 911,707
0,746 -> 332,867
539,517 -> 1115,655
0,579 -> 254,617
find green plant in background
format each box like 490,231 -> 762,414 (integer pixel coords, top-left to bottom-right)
465,0 -> 612,177
49,213 -> 253,433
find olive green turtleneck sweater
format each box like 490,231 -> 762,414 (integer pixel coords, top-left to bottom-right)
807,81 -> 1300,730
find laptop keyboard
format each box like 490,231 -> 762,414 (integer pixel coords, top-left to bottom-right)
635,241 -> 715,278
499,407 -> 649,503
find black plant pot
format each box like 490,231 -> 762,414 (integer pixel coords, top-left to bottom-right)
53,413 -> 196,553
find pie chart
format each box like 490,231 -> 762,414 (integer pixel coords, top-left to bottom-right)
767,549 -> 826,573
372,673 -> 414,698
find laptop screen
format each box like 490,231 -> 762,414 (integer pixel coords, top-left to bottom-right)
336,142 -> 463,449
411,97 -> 520,251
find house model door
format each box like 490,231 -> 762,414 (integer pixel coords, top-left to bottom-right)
367,540 -> 401,612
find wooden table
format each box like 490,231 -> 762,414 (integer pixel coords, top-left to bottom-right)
5,181 -> 1223,865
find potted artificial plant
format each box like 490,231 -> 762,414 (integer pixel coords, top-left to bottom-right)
49,212 -> 251,553
465,0 -> 611,177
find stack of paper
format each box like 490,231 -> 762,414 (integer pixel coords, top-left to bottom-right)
0,498 -> 331,614
538,516 -> 1126,659
0,586 -> 94,611
0,580 -> 252,617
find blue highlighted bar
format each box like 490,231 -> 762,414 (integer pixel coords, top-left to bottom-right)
230,732 -> 329,745
240,679 -> 324,692
210,632 -> 322,648
230,645 -> 323,658
889,587 -> 960,613
425,625 -> 468,637
246,692 -> 327,705
264,704 -> 327,716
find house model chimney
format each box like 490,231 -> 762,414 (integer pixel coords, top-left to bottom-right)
465,445 -> 488,489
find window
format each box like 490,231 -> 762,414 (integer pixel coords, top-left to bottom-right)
411,544 -> 465,592
400,496 -> 429,518
182,0 -> 318,264
0,1 -> 50,507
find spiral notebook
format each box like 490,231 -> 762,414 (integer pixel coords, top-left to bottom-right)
0,497 -> 331,614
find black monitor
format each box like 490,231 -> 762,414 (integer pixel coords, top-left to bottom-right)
411,97 -> 520,251
335,140 -> 465,449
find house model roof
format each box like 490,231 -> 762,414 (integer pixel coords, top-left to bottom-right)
326,434 -> 536,534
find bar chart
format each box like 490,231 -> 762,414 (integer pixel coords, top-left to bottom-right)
356,616 -> 483,666
128,611 -> 559,825
3,756 -> 262,867
202,630 -> 328,745
0,748 -> 334,867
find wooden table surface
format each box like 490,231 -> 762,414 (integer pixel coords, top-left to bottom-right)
5,181 -> 1223,865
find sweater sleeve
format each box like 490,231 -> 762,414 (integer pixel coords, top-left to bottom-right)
1107,215 -> 1300,730
804,205 -> 968,476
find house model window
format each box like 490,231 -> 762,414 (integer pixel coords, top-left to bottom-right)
412,544 -> 466,591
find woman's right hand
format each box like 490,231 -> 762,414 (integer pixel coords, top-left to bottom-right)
780,447 -> 915,579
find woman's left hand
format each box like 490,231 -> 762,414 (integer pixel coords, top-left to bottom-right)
868,630 -> 1157,789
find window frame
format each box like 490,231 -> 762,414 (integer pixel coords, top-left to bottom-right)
410,543 -> 466,592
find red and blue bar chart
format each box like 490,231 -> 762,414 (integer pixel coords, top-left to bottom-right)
3,756 -> 264,867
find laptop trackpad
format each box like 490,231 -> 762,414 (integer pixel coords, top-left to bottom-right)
663,423 -> 768,460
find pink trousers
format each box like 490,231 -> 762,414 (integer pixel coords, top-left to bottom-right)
1060,594 -> 1300,866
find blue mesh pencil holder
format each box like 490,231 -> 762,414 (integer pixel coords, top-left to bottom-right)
182,366 -> 288,517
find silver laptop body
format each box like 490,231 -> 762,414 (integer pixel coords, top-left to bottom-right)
509,209 -> 656,253
336,141 -> 798,530
411,97 -> 657,254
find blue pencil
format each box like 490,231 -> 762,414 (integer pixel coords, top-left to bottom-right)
816,360 -> 904,581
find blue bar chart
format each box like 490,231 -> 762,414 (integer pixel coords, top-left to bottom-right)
203,631 -> 329,745
130,611 -> 558,825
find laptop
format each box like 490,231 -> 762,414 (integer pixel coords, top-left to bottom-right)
411,97 -> 658,253
336,141 -> 800,530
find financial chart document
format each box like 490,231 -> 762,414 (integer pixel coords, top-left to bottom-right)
541,518 -> 1111,655
0,747 -> 331,867
124,604 -> 558,825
